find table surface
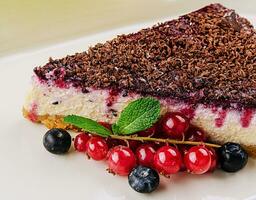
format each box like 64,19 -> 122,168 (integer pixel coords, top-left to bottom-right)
1,0 -> 256,57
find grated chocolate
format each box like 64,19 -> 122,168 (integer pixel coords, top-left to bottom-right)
34,4 -> 256,109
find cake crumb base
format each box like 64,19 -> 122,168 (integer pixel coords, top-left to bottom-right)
22,108 -> 256,157
23,108 -> 79,130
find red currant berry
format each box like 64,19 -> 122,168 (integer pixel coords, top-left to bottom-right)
98,122 -> 112,130
184,146 -> 211,174
74,132 -> 90,152
136,144 -> 156,167
137,124 -> 157,137
107,146 -> 137,176
161,112 -> 189,139
86,136 -> 108,161
208,148 -> 217,172
186,126 -> 207,142
153,146 -> 182,175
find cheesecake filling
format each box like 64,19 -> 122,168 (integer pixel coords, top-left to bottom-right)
24,78 -> 256,147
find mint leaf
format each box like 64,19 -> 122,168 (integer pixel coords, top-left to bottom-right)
64,115 -> 111,137
112,97 -> 160,135
111,124 -> 119,135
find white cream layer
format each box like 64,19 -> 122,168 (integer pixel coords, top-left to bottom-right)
24,80 -> 256,147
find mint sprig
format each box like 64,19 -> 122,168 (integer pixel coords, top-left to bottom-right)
63,115 -> 111,137
112,97 -> 160,135
62,98 -> 222,149
63,97 -> 161,136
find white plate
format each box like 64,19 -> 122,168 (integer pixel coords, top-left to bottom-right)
0,15 -> 256,200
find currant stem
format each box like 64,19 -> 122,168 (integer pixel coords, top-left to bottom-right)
109,134 -> 221,148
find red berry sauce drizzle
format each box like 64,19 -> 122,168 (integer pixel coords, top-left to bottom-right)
27,102 -> 38,122
180,106 -> 195,119
214,109 -> 227,128
240,109 -> 253,128
210,105 -> 254,128
210,105 -> 227,128
54,68 -> 68,89
106,89 -> 119,107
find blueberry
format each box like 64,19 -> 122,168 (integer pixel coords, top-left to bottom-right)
43,128 -> 71,154
218,142 -> 248,172
128,166 -> 159,193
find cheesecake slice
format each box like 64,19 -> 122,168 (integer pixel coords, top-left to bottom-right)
23,4 -> 256,155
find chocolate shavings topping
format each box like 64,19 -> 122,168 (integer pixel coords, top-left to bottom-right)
34,4 -> 256,109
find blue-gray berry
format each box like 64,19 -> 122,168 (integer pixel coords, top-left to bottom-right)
128,166 -> 159,193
